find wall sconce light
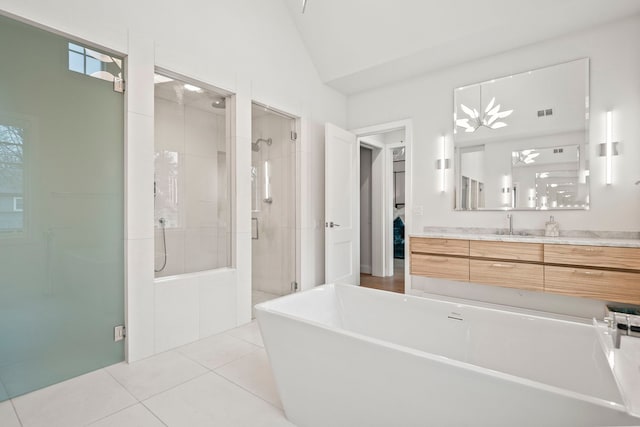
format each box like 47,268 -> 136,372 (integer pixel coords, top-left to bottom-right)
501,174 -> 512,206
436,135 -> 450,192
263,160 -> 273,203
599,110 -> 619,185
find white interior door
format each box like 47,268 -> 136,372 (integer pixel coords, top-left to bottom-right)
325,123 -> 359,285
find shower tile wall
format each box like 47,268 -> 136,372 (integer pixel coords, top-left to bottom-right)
154,98 -> 228,277
251,112 -> 295,297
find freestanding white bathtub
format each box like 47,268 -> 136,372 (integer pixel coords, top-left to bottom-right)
255,284 -> 640,427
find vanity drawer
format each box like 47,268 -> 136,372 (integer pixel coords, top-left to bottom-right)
544,265 -> 640,305
410,237 -> 469,256
544,244 -> 640,271
470,241 -> 543,262
411,254 -> 469,281
470,259 -> 543,292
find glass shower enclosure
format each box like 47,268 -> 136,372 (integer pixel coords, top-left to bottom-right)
251,104 -> 297,314
0,14 -> 125,400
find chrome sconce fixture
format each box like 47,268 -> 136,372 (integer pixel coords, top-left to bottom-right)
436,135 -> 450,192
598,111 -> 620,185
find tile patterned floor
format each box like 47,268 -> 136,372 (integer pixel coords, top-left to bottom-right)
2,321 -> 294,427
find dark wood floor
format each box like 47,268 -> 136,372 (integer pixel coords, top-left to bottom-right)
360,259 -> 405,294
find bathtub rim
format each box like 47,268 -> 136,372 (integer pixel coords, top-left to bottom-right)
255,283 -> 633,418
153,266 -> 235,283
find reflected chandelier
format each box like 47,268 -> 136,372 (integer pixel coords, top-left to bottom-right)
456,87 -> 513,133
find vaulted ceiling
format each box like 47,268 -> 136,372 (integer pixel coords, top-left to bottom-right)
281,0 -> 640,94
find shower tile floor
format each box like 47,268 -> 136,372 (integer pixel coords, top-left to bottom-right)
0,321 -> 294,427
252,290 -> 281,318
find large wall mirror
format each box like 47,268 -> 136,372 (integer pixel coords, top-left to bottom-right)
453,58 -> 590,211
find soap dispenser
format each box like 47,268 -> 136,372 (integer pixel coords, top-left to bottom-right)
545,216 -> 559,237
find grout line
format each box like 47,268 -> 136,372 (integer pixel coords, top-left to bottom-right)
105,351 -> 212,402
137,370 -> 210,402
210,371 -> 284,412
174,348 -> 219,373
226,323 -> 264,348
139,401 -> 169,427
83,402 -> 139,426
10,399 -> 24,427
211,346 -> 262,371
102,368 -> 141,403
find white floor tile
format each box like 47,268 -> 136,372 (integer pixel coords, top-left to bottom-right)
0,401 -> 21,427
12,369 -> 136,427
106,351 -> 208,400
88,404 -> 165,427
0,381 -> 8,401
227,320 -> 264,347
177,333 -> 259,370
143,373 -> 293,427
215,349 -> 282,408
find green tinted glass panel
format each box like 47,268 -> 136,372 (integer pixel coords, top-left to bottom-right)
0,15 -> 124,401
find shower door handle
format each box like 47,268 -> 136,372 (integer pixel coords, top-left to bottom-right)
252,218 -> 259,240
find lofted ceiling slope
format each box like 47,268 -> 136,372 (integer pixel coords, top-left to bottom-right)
281,0 -> 640,94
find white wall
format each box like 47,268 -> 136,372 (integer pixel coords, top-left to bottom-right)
348,15 -> 640,233
348,16 -> 640,318
0,0 -> 346,361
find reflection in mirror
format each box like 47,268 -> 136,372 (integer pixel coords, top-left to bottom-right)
453,58 -> 589,211
511,145 -> 588,209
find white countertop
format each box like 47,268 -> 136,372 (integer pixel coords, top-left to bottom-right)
410,231 -> 640,248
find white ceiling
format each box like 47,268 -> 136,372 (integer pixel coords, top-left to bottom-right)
281,0 -> 640,94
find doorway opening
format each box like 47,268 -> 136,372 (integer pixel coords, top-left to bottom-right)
358,129 -> 406,294
250,103 -> 298,317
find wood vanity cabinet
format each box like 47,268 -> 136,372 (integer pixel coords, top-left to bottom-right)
544,244 -> 640,270
543,244 -> 640,305
468,240 -> 544,291
410,236 -> 640,305
469,260 -> 543,292
410,238 -> 469,281
544,266 -> 640,305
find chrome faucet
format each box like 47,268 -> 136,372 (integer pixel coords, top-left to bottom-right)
605,313 -> 640,349
507,214 -> 513,235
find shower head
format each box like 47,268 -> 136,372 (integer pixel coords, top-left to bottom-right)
252,137 -> 272,152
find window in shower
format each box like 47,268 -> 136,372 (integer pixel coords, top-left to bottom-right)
153,71 -> 231,277
0,123 -> 25,234
67,42 -> 123,84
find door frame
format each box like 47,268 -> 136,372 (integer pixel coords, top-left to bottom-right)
352,120 -> 413,290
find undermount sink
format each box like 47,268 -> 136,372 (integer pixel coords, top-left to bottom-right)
493,231 -> 536,238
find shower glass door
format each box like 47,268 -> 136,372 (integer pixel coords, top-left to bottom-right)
251,104 -> 296,312
0,15 -> 124,400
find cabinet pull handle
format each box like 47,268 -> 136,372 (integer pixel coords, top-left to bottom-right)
429,257 -> 449,263
571,247 -> 602,253
573,270 -> 603,276
491,263 -> 514,269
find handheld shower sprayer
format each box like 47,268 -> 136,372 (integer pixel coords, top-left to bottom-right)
155,217 -> 167,273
